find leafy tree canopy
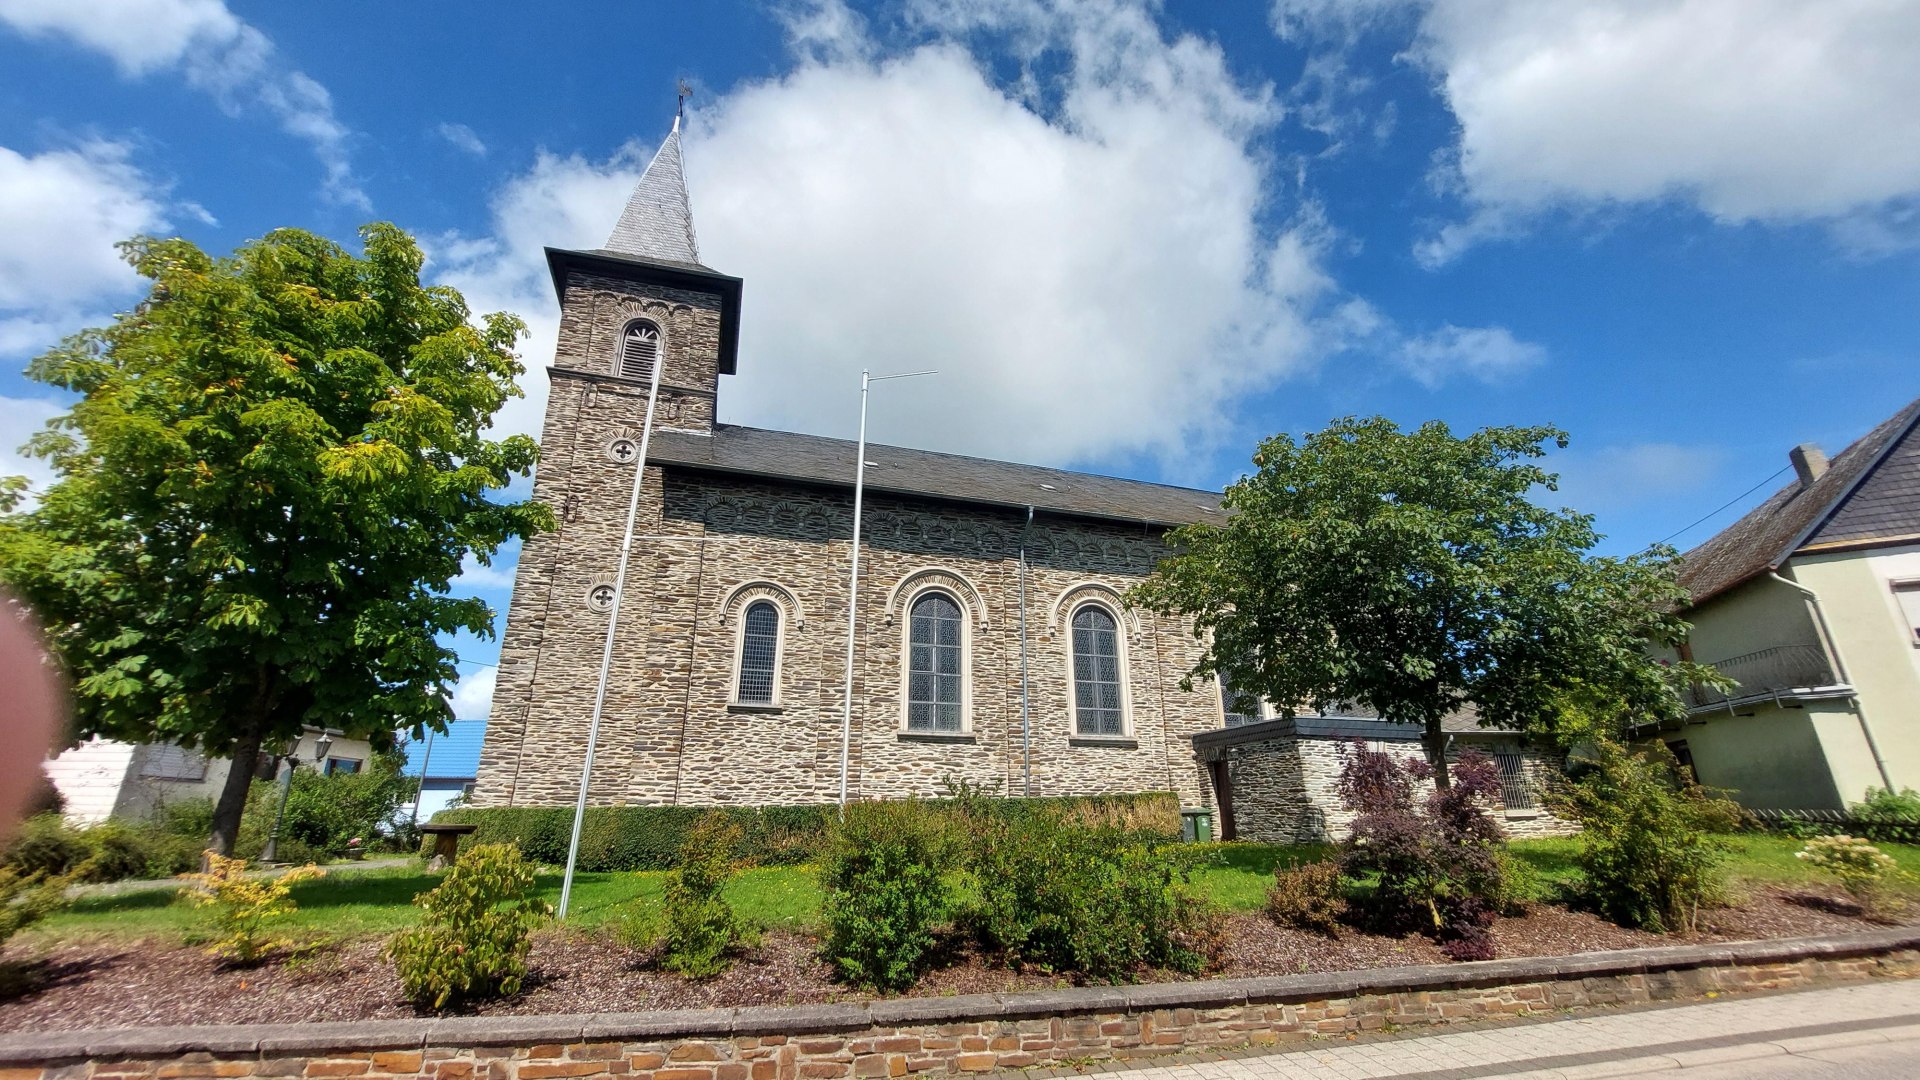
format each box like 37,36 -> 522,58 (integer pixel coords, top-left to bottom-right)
0,224 -> 552,851
1130,416 -> 1719,785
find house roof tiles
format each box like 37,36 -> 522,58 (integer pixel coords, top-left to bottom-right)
1677,396 -> 1920,606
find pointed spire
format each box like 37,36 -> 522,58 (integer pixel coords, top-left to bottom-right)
605,111 -> 701,266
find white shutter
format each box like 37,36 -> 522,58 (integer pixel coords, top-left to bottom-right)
139,744 -> 207,781
619,323 -> 659,381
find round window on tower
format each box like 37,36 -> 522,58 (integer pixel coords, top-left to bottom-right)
586,582 -> 617,614
606,437 -> 638,465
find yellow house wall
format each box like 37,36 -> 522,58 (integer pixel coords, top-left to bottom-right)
1790,544 -> 1920,795
1681,575 -> 1822,667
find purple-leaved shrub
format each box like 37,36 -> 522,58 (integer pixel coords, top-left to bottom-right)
1337,741 -> 1507,960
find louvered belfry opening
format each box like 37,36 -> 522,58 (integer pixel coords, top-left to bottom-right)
619,320 -> 660,381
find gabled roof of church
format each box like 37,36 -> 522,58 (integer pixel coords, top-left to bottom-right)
1678,395 -> 1920,606
648,424 -> 1226,527
605,117 -> 702,267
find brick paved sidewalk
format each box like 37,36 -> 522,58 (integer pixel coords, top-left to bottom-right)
1003,979 -> 1920,1080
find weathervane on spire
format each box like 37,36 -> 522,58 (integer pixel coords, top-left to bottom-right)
675,79 -> 693,129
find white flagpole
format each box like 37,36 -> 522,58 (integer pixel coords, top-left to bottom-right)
557,336 -> 665,921
837,369 -> 936,814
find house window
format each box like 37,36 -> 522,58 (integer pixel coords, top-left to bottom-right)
617,320 -> 661,381
1895,581 -> 1920,646
140,744 -> 207,781
1218,669 -> 1263,727
735,600 -> 780,705
906,593 -> 964,732
1492,748 -> 1533,810
324,757 -> 363,776
1070,605 -> 1125,736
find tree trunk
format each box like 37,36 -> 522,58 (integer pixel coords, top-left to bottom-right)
1424,713 -> 1452,790
207,728 -> 264,860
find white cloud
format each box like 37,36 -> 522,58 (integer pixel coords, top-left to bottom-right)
436,123 -> 487,157
453,543 -> 519,593
447,666 -> 496,722
443,0 -> 1357,470
1397,323 -> 1545,388
0,141 -> 168,358
0,395 -> 64,503
0,0 -> 365,208
1276,0 -> 1920,261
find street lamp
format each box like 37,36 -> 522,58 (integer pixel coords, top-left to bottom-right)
838,368 -> 937,812
261,731 -> 331,864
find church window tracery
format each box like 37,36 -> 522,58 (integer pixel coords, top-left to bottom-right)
735,600 -> 781,706
1069,603 -> 1128,737
906,592 -> 965,732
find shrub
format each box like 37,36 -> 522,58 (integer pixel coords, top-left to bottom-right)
432,792 -> 1180,873
1799,834 -> 1903,919
387,843 -> 550,1008
74,820 -> 161,883
819,800 -> 953,992
274,750 -> 417,855
958,797 -> 1218,981
1337,743 -> 1508,960
0,867 -> 66,947
180,852 -> 326,964
1851,787 -> 1920,822
1545,739 -> 1740,933
1267,860 -> 1347,935
656,813 -> 753,978
5,814 -> 90,878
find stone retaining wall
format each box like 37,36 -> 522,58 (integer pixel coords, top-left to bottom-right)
3,930 -> 1917,1080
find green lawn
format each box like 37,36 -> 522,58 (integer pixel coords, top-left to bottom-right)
28,834 -> 1914,947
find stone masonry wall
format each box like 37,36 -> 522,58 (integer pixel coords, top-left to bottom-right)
6,933 -> 1914,1079
1227,736 -> 1576,844
477,465 -> 1223,810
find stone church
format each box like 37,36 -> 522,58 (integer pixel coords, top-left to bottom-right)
469,119 -> 1572,840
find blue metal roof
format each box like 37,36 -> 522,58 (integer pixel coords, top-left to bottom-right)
400,720 -> 486,781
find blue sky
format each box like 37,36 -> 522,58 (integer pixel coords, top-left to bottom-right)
2,0 -> 1917,721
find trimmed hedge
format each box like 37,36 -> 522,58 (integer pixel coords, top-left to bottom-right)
432,791 -> 1180,872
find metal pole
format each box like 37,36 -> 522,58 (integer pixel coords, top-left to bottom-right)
1019,506 -> 1033,797
838,371 -> 871,815
409,727 -> 437,827
262,756 -> 293,864
558,332 -> 665,920
837,369 -> 937,814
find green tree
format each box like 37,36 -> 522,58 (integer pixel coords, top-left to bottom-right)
1130,416 -> 1718,786
0,225 -> 551,854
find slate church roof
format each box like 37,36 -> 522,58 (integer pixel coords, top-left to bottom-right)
1678,396 -> 1920,606
605,115 -> 703,269
650,424 -> 1226,528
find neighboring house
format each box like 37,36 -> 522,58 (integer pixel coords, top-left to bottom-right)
403,720 -> 484,822
1657,396 -> 1920,811
1193,706 -> 1576,843
44,729 -> 371,825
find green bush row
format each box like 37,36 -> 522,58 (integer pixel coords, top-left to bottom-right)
432,790 -> 1180,872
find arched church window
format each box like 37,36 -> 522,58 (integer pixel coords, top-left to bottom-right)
1219,669 -> 1263,727
1070,604 -> 1126,736
735,600 -> 780,706
906,592 -> 964,732
617,320 -> 661,382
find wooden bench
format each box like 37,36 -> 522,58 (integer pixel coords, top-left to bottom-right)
418,823 -> 478,870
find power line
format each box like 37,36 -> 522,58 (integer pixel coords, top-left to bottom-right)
1648,465 -> 1791,550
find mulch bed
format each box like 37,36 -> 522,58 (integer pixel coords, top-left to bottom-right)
0,886 -> 1904,1032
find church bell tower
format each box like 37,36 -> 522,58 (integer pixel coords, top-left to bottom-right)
470,113 -> 744,807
